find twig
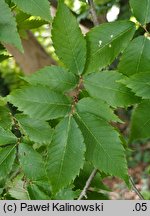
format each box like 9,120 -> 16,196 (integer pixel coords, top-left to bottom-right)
78,168 -> 98,200
88,0 -> 99,26
129,176 -> 145,200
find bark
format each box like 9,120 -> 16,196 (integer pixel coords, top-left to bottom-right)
4,31 -> 56,75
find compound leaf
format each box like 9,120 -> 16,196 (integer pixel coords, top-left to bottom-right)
52,1 -> 86,75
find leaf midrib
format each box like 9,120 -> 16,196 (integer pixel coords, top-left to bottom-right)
92,25 -> 134,56
76,113 -> 113,162
55,116 -> 71,189
144,0 -> 150,24
85,79 -> 132,96
0,146 -> 16,165
11,98 -> 71,107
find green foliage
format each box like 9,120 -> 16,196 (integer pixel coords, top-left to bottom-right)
75,113 -> 128,182
76,97 -> 121,122
85,21 -> 136,73
129,100 -> 150,142
16,114 -> 53,144
46,116 -> 85,193
52,1 -> 86,75
7,86 -> 71,120
118,36 -> 150,76
0,105 -> 12,130
0,146 -> 16,179
27,183 -> 50,200
0,0 -> 23,51
121,72 -> 150,99
8,175 -> 30,200
24,66 -> 78,93
19,143 -> 47,181
0,0 -> 149,200
54,187 -> 80,200
19,19 -> 48,30
11,0 -> 51,21
130,0 -> 150,25
84,71 -> 140,107
0,55 -> 10,62
0,126 -> 17,146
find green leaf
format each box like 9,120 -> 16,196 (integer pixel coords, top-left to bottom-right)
54,187 -> 80,200
16,114 -> 53,144
118,36 -> 150,76
0,0 -> 23,51
130,100 -> 150,142
19,19 -> 48,30
122,72 -> 150,99
86,191 -> 108,200
74,162 -> 109,190
85,21 -> 135,73
0,126 -> 17,146
19,143 -> 47,181
11,0 -> 51,21
0,146 -> 16,179
0,105 -> 12,130
7,85 -> 71,120
24,66 -> 78,93
16,11 -> 31,25
52,2 -> 86,75
0,54 -> 10,62
28,183 -> 50,200
76,97 -> 121,122
130,0 -> 150,25
8,175 -> 30,200
84,71 -> 139,107
46,116 -> 85,193
75,112 -> 128,182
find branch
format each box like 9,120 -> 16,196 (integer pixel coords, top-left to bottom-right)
78,168 -> 98,200
129,176 -> 145,200
88,0 -> 99,26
